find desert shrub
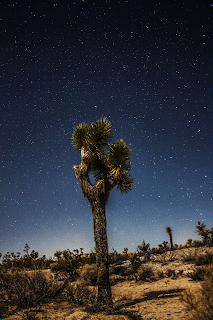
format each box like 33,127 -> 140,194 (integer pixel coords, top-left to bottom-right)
156,270 -> 164,279
182,248 -> 199,263
195,252 -> 213,266
153,250 -> 176,264
0,270 -> 63,318
1,271 -> 62,308
51,258 -> 80,278
187,267 -> 206,281
79,264 -> 97,285
178,269 -> 183,275
166,268 -> 176,278
128,253 -> 141,271
192,240 -> 204,247
182,266 -> 213,319
66,282 -> 96,306
114,254 -> 128,264
135,266 -> 154,281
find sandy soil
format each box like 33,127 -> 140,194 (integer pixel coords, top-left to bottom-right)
4,277 -> 198,320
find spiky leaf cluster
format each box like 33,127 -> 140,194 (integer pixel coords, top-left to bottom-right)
72,117 -> 133,193
72,117 -> 112,153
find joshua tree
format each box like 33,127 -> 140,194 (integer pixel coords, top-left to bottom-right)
23,243 -> 30,257
186,238 -> 193,246
162,240 -> 168,249
54,251 -> 62,261
122,247 -> 128,255
166,226 -> 173,250
138,240 -> 150,253
196,221 -> 209,244
72,117 -> 133,306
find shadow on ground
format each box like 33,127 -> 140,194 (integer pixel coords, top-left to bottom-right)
116,288 -> 184,309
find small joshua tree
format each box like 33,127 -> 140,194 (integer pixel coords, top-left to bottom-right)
163,240 -> 168,249
166,226 -> 173,250
196,221 -> 209,245
72,117 -> 133,307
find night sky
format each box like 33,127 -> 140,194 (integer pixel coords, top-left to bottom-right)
1,0 -> 213,258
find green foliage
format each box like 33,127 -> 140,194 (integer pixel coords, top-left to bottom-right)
166,226 -> 172,235
72,117 -> 113,153
107,139 -> 134,192
72,117 -> 133,193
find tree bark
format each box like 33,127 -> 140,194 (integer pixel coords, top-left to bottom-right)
90,194 -> 112,306
73,161 -> 113,306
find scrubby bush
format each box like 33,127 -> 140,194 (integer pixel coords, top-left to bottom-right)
192,240 -> 204,247
195,252 -> 213,266
187,267 -> 206,281
66,282 -> 96,306
51,249 -> 84,278
166,268 -> 176,278
0,270 -> 63,318
182,266 -> 213,319
182,248 -> 199,263
183,249 -> 213,267
156,270 -> 164,279
135,266 -> 154,282
128,253 -> 141,271
114,254 -> 128,264
51,259 -> 79,278
79,264 -> 97,285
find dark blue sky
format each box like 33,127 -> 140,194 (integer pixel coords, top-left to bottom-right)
1,0 -> 213,258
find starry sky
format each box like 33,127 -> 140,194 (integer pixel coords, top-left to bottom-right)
1,0 -> 213,258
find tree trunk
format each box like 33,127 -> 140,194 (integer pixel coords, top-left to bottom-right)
73,162 -> 113,306
90,198 -> 112,306
169,234 -> 173,250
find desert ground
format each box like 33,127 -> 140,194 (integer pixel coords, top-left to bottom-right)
2,246 -> 213,320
